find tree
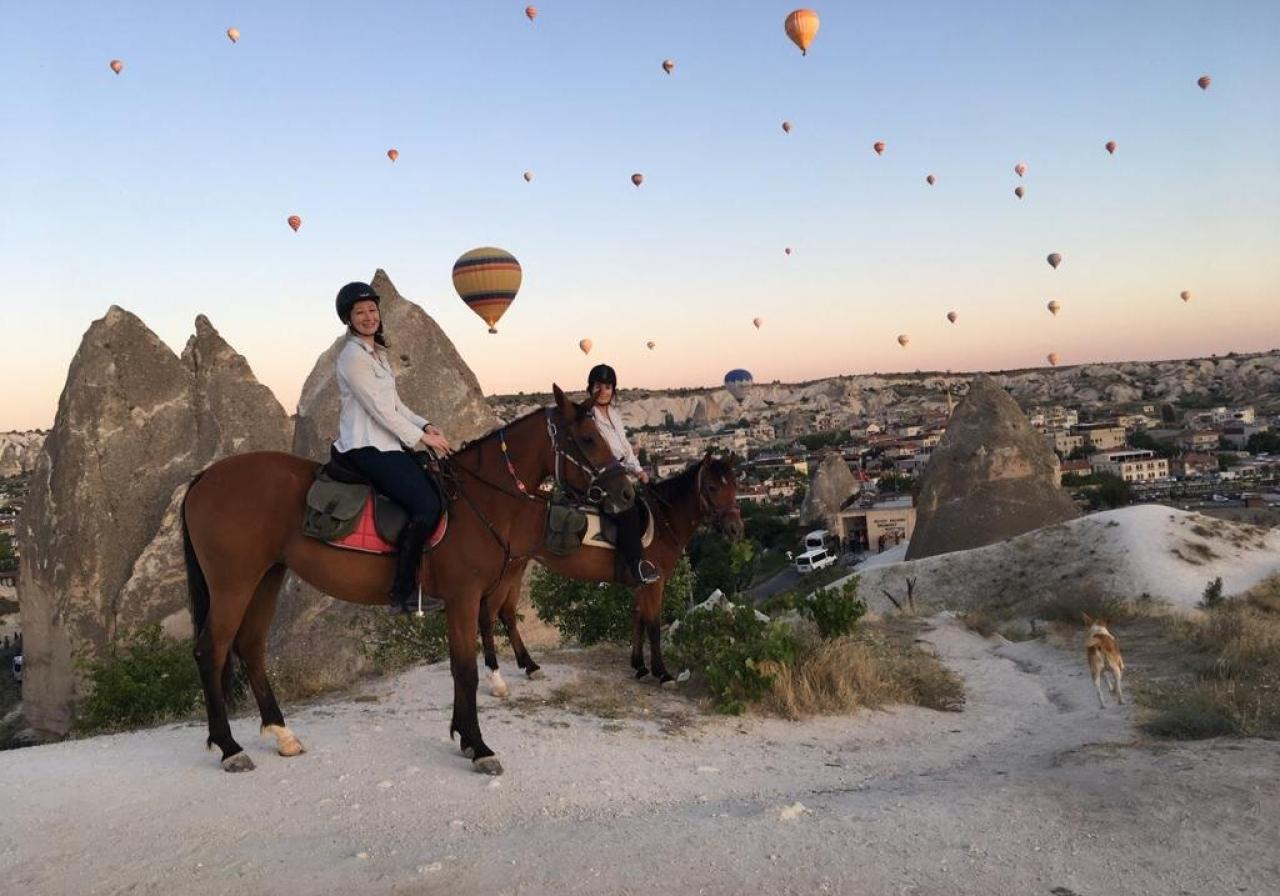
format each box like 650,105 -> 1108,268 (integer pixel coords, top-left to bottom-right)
1246,431 -> 1280,454
0,532 -> 14,572
1129,431 -> 1172,458
1089,472 -> 1133,510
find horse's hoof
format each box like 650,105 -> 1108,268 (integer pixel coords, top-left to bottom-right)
634,667 -> 650,680
461,745 -> 476,760
527,668 -> 545,681
473,756 -> 504,776
278,739 -> 306,757
222,752 -> 256,773
659,676 -> 676,688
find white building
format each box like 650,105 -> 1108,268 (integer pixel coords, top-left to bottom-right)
1089,449 -> 1170,483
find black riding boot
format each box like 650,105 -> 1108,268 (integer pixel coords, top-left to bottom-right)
389,520 -> 432,615
614,507 -> 659,586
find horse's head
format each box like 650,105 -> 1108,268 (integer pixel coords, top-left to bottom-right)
551,383 -> 636,514
697,451 -> 744,541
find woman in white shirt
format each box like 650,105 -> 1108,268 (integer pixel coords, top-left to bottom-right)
331,282 -> 452,614
587,364 -> 659,585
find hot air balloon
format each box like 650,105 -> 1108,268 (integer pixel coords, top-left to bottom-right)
784,247 -> 792,256
526,6 -> 537,22
1180,290 -> 1192,302
1197,75 -> 1211,90
452,247 -> 522,334
579,339 -> 592,355
523,171 -> 533,182
1047,352 -> 1060,367
784,9 -> 820,55
387,148 -> 399,162
1105,140 -> 1117,155
782,120 -> 792,134
646,341 -> 656,350
946,311 -> 957,324
1046,252 -> 1062,269
926,174 -> 936,185
897,334 -> 910,348
226,27 -> 240,43
1014,162 -> 1027,177
287,215 -> 301,232
1047,300 -> 1061,316
724,369 -> 754,402
662,59 -> 674,74
753,317 -> 763,329
109,59 -> 123,75
631,173 -> 644,187
873,141 -> 886,156
1014,186 -> 1025,199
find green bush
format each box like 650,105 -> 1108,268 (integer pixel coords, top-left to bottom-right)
669,603 -> 801,714
74,624 -> 206,735
359,611 -> 449,672
530,556 -> 693,645
1200,577 -> 1225,610
803,577 -> 866,639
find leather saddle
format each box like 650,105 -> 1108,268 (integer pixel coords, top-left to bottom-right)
580,500 -> 656,551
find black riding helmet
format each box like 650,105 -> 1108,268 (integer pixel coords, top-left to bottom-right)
335,281 -> 379,324
587,363 -> 618,391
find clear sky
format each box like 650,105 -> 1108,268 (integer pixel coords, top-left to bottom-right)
2,1 -> 1278,431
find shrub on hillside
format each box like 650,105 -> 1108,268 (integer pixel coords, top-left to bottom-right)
1199,576 -> 1225,610
802,577 -> 866,639
74,624 -> 207,735
359,611 -> 449,672
668,602 -> 801,714
530,556 -> 692,645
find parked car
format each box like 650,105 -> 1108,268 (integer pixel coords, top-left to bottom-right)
12,654 -> 22,683
794,548 -> 836,574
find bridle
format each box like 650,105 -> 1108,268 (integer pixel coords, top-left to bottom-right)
695,463 -> 742,531
544,408 -> 628,505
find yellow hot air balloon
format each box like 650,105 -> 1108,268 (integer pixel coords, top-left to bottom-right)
1014,186 -> 1025,199
579,338 -> 592,355
387,148 -> 399,162
946,311 -> 957,324
646,340 -> 656,350
784,9 -> 820,55
662,59 -> 674,74
1047,252 -> 1062,269
753,317 -> 763,329
897,334 -> 910,348
226,27 -> 240,44
631,173 -> 644,187
1047,352 -> 1060,367
782,120 -> 792,134
1047,300 -> 1061,316
109,59 -> 124,75
287,215 -> 301,232
523,170 -> 533,182
1180,290 -> 1192,302
452,247 -> 522,334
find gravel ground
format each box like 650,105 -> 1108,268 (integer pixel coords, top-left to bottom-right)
2,615 -> 1277,896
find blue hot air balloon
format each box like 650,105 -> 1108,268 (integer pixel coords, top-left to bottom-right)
724,368 -> 754,402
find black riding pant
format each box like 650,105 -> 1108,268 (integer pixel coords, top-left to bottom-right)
609,502 -> 646,573
338,447 -> 441,525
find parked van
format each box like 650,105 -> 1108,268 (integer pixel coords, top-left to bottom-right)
794,548 -> 836,574
11,654 -> 22,683
803,529 -> 837,553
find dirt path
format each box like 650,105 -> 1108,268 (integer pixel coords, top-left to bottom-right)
2,616 -> 1277,895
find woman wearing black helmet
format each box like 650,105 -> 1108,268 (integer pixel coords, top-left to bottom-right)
587,363 -> 659,585
332,282 -> 451,614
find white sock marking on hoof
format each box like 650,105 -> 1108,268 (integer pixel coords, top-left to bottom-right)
488,670 -> 509,699
262,724 -> 306,757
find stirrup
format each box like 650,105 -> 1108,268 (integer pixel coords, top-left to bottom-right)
637,560 -> 660,585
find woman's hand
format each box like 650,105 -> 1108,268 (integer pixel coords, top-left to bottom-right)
419,425 -> 452,455
636,470 -> 650,484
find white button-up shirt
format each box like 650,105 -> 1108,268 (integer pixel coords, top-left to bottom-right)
333,336 -> 428,452
591,404 -> 643,476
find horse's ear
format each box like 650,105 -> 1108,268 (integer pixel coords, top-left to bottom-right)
552,383 -> 570,415
1081,612 -> 1093,626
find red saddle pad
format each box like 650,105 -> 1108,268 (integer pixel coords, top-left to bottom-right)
327,493 -> 448,555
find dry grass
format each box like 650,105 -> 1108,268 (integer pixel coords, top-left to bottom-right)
758,622 -> 964,719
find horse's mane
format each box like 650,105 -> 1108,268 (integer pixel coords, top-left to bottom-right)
457,406 -> 547,456
651,456 -> 733,499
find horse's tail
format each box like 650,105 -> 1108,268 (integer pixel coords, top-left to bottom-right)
181,472 -> 211,640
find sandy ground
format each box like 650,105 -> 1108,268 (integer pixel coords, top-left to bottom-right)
2,615 -> 1278,896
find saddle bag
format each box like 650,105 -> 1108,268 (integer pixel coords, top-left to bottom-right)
303,468 -> 371,541
544,501 -> 588,556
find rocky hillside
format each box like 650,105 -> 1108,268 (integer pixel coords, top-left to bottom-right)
0,432 -> 45,478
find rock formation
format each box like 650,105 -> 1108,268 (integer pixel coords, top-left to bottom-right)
905,374 -> 1078,561
0,432 -> 46,478
17,308 -> 291,738
800,453 -> 860,532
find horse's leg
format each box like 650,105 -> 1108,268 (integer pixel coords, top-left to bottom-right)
640,581 -> 674,685
193,588 -> 257,772
498,598 -> 541,680
446,593 -> 502,775
235,565 -> 305,757
478,595 -> 508,699
630,607 -> 649,679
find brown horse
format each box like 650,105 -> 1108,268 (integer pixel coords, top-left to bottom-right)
180,384 -> 632,775
478,452 -> 744,693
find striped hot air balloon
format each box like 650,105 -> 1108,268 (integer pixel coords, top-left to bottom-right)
452,247 -> 522,334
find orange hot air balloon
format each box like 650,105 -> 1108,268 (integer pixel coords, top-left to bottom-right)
1047,252 -> 1062,269
873,141 -> 886,156
453,247 -> 522,334
526,6 -> 537,22
109,59 -> 123,75
387,148 -> 399,162
579,338 -> 592,355
782,120 -> 792,134
753,317 -> 763,329
926,174 -> 936,185
1014,185 -> 1026,199
897,334 -> 910,348
784,9 -> 820,55
1047,352 -> 1060,367
1047,300 -> 1061,316
226,27 -> 240,44
631,173 -> 644,187
287,215 -> 301,232
662,59 -> 674,74
523,170 -> 533,182
1105,140 -> 1116,155
1014,162 -> 1027,177
946,311 -> 957,324
646,341 -> 656,350
1180,290 -> 1192,303
1197,75 -> 1211,90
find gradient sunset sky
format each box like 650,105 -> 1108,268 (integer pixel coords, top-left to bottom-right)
2,1 -> 1278,431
